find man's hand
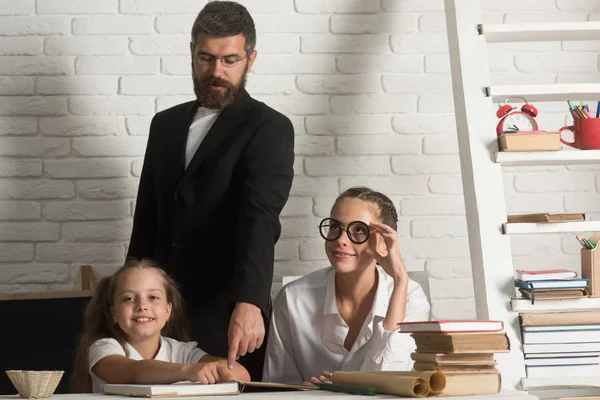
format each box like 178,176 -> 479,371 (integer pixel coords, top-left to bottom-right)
227,302 -> 264,369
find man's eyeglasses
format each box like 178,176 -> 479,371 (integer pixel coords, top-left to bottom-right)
318,218 -> 370,245
195,52 -> 247,68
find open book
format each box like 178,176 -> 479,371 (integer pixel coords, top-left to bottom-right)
104,381 -> 316,397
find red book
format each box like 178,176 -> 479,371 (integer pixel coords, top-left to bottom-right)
398,320 -> 504,333
515,269 -> 577,281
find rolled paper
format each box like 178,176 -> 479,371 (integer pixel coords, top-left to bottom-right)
331,371 -> 433,398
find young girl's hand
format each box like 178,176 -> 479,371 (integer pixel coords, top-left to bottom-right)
188,358 -> 250,384
369,222 -> 408,284
189,359 -> 233,384
305,371 -> 332,385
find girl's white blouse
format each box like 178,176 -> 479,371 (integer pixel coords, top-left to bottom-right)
262,265 -> 431,383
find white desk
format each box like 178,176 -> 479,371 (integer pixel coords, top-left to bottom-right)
0,391 -> 538,400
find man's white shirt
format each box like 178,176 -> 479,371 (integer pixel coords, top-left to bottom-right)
185,107 -> 221,169
262,265 -> 431,383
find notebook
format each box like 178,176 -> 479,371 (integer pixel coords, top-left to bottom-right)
515,269 -> 577,281
514,278 -> 587,290
104,381 -> 240,397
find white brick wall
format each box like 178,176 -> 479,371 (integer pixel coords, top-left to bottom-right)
1,0 -> 599,319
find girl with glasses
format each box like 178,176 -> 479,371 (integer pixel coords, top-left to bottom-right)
262,187 -> 431,384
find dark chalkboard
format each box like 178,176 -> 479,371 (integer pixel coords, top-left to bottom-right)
0,291 -> 92,395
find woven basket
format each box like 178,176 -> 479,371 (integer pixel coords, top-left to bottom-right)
5,370 -> 64,399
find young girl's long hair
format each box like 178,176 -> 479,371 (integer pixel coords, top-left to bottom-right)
71,259 -> 190,393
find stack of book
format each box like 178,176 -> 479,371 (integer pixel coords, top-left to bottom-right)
399,320 -> 510,396
514,269 -> 588,304
520,311 -> 600,385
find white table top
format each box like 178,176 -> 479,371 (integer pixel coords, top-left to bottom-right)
0,391 -> 539,400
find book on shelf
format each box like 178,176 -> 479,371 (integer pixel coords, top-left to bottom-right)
410,352 -> 495,365
411,332 -> 510,353
523,342 -> 600,354
522,323 -> 600,332
526,364 -> 600,378
525,351 -> 600,359
103,381 -> 240,397
520,311 -> 600,326
398,320 -> 504,333
524,356 -> 600,366
522,329 -> 600,344
514,278 -> 588,290
506,213 -> 585,224
413,362 -> 497,372
518,288 -> 587,301
515,269 -> 577,281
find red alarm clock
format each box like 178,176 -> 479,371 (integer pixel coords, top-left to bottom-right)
496,97 -> 539,137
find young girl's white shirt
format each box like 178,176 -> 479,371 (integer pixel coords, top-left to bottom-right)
262,265 -> 431,384
88,336 -> 206,393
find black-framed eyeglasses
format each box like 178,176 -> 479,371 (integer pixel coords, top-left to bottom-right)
194,52 -> 247,68
318,218 -> 370,244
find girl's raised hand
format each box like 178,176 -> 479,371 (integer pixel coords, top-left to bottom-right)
368,222 -> 408,283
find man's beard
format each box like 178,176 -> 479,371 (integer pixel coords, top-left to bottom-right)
192,64 -> 247,109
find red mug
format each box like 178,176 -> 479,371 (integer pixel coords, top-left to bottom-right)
560,118 -> 600,150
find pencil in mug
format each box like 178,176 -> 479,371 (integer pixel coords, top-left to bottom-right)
576,235 -> 589,249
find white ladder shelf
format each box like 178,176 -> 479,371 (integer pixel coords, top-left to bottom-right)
444,0 -> 600,391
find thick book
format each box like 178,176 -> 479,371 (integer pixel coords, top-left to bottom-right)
522,324 -> 600,332
522,329 -> 600,344
520,311 -> 600,326
525,351 -> 600,359
514,278 -> 587,290
398,320 -> 503,333
442,372 -> 501,396
518,288 -> 586,301
515,269 -> 577,281
104,382 -> 240,397
526,364 -> 600,378
413,362 -> 497,372
506,213 -> 585,223
411,333 -> 510,353
410,352 -> 495,365
523,342 -> 600,354
524,356 -> 600,366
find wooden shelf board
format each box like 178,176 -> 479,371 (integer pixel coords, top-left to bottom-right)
488,83 -> 600,102
496,150 -> 600,166
511,297 -> 600,313
503,221 -> 600,235
480,22 -> 600,43
0,289 -> 93,301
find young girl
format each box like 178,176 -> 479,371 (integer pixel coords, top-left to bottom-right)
72,259 -> 250,393
262,187 -> 431,384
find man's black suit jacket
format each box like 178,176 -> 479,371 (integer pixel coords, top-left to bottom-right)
127,90 -> 294,378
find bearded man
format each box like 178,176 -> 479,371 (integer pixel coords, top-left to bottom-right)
127,1 -> 294,381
